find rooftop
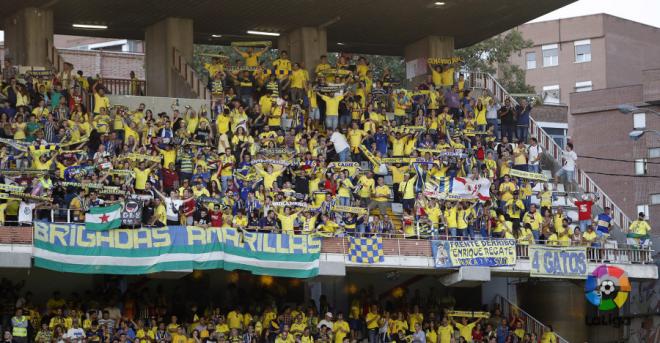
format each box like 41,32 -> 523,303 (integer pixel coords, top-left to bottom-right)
2,0 -> 574,55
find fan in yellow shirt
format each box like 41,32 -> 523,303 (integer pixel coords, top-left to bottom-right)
436,317 -> 454,343
452,317 -> 481,342
233,46 -> 268,67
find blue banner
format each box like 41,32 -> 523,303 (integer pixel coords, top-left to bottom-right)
432,239 -> 517,268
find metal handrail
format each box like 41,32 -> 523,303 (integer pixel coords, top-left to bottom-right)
171,47 -> 211,100
494,294 -> 570,343
99,77 -> 146,96
468,71 -> 632,231
2,223 -> 653,263
529,117 -> 631,231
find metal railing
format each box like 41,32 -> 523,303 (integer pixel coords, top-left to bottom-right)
468,71 -> 632,231
466,71 -> 519,106
99,77 -> 146,96
1,222 -> 653,264
172,47 -> 211,100
529,118 -> 631,231
494,294 -> 569,343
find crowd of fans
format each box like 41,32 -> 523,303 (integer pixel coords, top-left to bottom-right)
0,48 -> 652,247
0,279 -> 558,343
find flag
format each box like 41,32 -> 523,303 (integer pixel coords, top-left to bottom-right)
348,236 -> 384,263
431,176 -> 491,201
85,203 -> 122,231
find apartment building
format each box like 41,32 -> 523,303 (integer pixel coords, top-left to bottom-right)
509,13 -> 660,105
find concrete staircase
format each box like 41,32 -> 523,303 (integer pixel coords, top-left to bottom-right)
466,71 -> 632,232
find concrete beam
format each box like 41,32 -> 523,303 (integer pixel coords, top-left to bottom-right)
438,266 -> 491,287
319,260 -> 346,276
404,36 -> 454,84
0,244 -> 32,268
3,7 -> 53,66
144,17 -> 195,98
278,27 -> 327,76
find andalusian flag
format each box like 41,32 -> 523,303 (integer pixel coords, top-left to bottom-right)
85,204 -> 122,231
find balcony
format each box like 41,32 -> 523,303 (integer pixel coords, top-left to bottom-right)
1,226 -> 656,281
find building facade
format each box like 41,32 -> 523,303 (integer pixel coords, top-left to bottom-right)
509,14 -> 660,105
569,68 -> 660,227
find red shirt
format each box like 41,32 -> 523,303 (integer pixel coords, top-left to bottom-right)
161,168 -> 179,191
574,200 -> 593,221
209,210 -> 223,227
181,200 -> 196,217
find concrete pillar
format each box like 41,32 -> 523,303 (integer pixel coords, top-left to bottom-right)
278,27 -> 327,75
404,36 -> 454,85
145,17 -> 195,98
517,280 -> 587,343
3,7 -> 53,66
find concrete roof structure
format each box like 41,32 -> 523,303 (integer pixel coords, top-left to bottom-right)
1,0 -> 574,55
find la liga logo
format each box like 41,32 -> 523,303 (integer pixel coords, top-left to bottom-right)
585,265 -> 630,311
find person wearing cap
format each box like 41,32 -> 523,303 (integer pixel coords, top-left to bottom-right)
317,312 -> 334,331
627,212 -> 652,249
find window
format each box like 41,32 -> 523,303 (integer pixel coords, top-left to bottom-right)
637,204 -> 649,218
542,44 -> 559,67
526,52 -> 536,69
649,147 -> 660,159
542,85 -> 560,104
634,158 -> 647,175
650,194 -> 660,205
574,39 -> 592,63
633,113 -> 646,129
575,81 -> 592,92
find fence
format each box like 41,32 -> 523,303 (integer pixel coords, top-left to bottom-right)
100,78 -> 146,96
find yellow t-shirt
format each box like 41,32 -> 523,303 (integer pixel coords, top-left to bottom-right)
437,325 -> 453,343
454,322 -> 475,341
278,213 -> 298,233
444,207 -> 458,228
227,311 -> 244,330
373,185 -> 390,202
320,94 -> 344,116
290,69 -> 306,89
155,204 -> 167,224
365,312 -> 380,330
133,168 -> 151,190
240,51 -> 263,67
333,320 -> 350,343
93,93 -> 110,114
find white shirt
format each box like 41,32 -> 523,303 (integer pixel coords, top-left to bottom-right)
18,202 -> 36,224
317,319 -> 333,330
528,144 -> 542,166
65,328 -> 85,341
563,150 -> 578,171
330,132 -> 350,153
165,198 -> 184,221
486,103 -> 500,119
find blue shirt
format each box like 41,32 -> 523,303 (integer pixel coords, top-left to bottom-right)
374,132 -> 388,156
596,213 -> 612,234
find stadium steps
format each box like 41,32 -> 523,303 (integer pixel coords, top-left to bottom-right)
467,73 -> 631,232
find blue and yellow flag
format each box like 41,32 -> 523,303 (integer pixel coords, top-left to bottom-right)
348,236 -> 384,263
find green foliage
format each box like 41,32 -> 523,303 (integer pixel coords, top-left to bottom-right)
499,64 -> 536,94
191,45 -> 406,82
456,30 -> 533,74
191,44 -> 279,78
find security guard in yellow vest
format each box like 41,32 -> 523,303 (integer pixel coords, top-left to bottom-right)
11,308 -> 29,343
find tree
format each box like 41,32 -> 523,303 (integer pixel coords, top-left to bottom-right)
456,30 -> 536,93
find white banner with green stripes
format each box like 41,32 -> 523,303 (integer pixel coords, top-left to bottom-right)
32,221 -> 321,278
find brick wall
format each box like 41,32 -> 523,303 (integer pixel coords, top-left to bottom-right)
58,49 -> 145,80
0,45 -> 145,80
